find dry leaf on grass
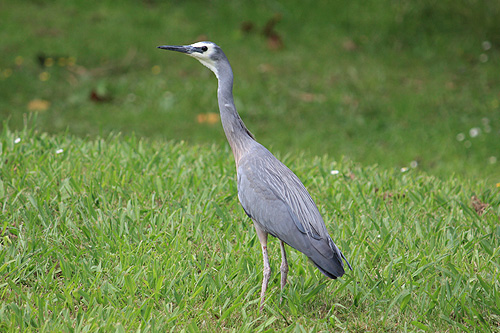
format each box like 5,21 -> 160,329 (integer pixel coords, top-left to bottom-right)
471,195 -> 489,216
27,99 -> 50,111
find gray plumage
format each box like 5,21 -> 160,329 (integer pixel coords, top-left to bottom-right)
158,41 -> 351,310
238,148 -> 349,278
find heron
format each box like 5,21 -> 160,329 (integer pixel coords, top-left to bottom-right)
157,41 -> 352,310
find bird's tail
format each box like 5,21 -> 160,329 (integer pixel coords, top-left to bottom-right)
310,238 -> 352,279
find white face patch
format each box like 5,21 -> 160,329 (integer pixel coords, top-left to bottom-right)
188,41 -> 219,77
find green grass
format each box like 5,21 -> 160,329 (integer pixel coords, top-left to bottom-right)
1,0 -> 500,331
1,0 -> 499,180
1,121 -> 499,331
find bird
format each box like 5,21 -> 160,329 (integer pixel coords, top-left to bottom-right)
157,41 -> 352,311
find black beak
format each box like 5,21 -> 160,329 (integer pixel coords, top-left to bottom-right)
157,45 -> 195,54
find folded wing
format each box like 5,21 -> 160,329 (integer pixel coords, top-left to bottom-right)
237,144 -> 350,278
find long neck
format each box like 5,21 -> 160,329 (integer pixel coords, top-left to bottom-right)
216,60 -> 255,165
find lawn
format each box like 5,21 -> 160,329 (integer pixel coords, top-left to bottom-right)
1,0 -> 500,331
0,0 -> 499,180
1,122 -> 499,331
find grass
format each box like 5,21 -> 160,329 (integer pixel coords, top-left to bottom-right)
1,0 -> 500,331
0,0 -> 499,180
1,121 -> 499,331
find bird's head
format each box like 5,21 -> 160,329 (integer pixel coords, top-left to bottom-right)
157,41 -> 224,77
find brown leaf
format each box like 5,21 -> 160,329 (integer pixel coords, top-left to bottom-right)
471,195 -> 489,216
197,114 -> 207,124
262,14 -> 282,37
261,14 -> 284,50
197,113 -> 219,124
267,34 -> 284,51
206,112 -> 219,124
28,99 -> 50,111
90,90 -> 112,103
241,21 -> 255,33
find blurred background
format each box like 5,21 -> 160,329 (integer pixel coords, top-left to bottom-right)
1,0 -> 499,181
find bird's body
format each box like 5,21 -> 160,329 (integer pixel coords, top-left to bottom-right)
158,41 -> 351,310
237,146 -> 348,278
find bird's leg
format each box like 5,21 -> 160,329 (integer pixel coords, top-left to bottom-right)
260,244 -> 271,312
279,240 -> 289,304
254,223 -> 270,312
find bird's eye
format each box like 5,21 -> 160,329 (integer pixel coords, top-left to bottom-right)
201,46 -> 208,52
